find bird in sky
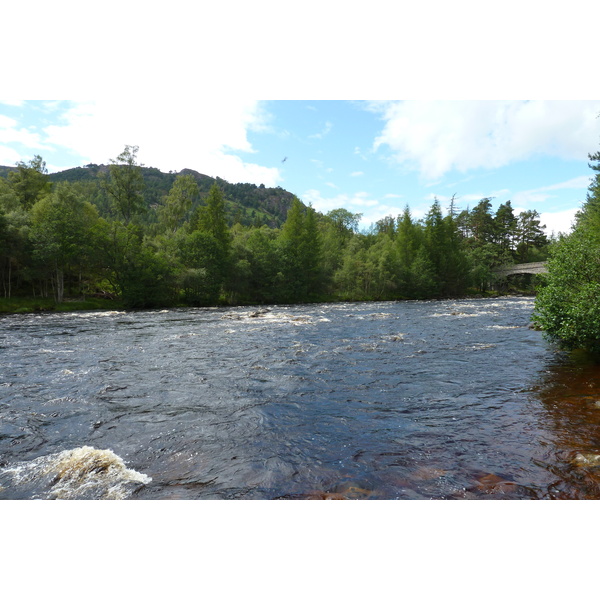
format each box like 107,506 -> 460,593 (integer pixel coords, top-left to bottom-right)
282,156 -> 287,163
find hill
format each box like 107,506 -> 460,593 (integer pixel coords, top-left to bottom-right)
48,164 -> 297,228
1,163 -> 299,228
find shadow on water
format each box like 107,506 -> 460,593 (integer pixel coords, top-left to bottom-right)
528,350 -> 600,499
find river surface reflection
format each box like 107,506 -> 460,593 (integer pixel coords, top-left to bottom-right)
1,297 -> 600,499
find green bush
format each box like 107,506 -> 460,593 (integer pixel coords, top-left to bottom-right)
534,231 -> 600,354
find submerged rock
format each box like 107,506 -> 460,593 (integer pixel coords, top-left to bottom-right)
572,453 -> 600,467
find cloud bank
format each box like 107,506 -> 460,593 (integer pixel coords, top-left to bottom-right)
371,100 -> 600,180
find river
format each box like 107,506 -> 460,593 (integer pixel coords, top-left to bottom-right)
1,296 -> 600,500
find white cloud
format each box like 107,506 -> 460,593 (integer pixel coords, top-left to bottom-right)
540,208 -> 578,237
512,176 -> 591,208
0,114 -> 51,154
371,100 -> 600,180
354,146 -> 369,161
0,145 -> 22,165
301,188 -> 404,228
40,99 -> 281,186
540,175 -> 591,191
308,121 -> 332,139
350,171 -> 364,177
0,115 -> 17,128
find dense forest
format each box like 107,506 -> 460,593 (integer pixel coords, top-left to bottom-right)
0,145 -> 550,310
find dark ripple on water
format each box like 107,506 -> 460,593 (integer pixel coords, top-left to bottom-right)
1,298 -> 599,499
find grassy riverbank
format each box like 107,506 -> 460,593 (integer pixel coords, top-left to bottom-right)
0,297 -> 124,314
0,288 -> 533,316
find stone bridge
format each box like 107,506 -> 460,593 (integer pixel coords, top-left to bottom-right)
492,261 -> 548,276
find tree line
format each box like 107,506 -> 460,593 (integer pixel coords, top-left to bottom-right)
0,145 -> 550,309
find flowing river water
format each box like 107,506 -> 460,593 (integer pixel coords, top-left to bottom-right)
2,296 -> 600,500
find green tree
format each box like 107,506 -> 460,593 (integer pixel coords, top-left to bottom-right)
192,184 -> 230,251
103,145 -> 146,224
277,198 -> 323,302
158,174 -> 198,233
493,201 -> 517,254
92,219 -> 176,308
229,225 -> 281,304
29,182 -> 99,302
334,236 -> 372,300
189,184 -> 232,300
534,145 -> 600,354
395,205 -> 421,294
178,230 -> 227,305
368,235 -> 400,299
326,208 -> 362,237
319,208 -> 362,294
8,155 -> 52,210
534,231 -> 600,354
514,209 -> 548,262
468,197 -> 495,245
422,198 -> 470,296
575,149 -> 600,233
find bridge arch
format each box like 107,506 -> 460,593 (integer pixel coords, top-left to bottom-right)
492,261 -> 548,277
489,261 -> 547,291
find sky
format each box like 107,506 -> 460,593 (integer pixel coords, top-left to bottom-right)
1,99 -> 599,237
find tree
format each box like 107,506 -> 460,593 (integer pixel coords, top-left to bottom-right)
534,144 -> 600,354
493,201 -> 517,253
395,205 -> 421,293
103,145 -> 146,224
468,198 -> 495,245
192,184 -> 230,250
229,225 -> 281,304
318,208 -> 362,294
277,198 -> 323,302
374,215 -> 396,238
334,236 -> 372,300
189,184 -> 232,298
326,208 -> 362,237
91,219 -> 176,308
178,230 -> 226,305
29,182 -> 99,302
534,230 -> 600,354
8,155 -> 52,210
159,174 -> 198,233
422,198 -> 470,297
514,210 -> 547,262
575,149 -> 600,233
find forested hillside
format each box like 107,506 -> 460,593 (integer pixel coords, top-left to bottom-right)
0,146 -> 550,309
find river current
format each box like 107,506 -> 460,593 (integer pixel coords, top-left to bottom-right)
2,297 -> 600,500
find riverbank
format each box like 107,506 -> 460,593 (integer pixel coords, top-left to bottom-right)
0,297 -> 125,315
0,289 -> 534,316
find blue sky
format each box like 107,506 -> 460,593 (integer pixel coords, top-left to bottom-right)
2,99 -> 599,236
